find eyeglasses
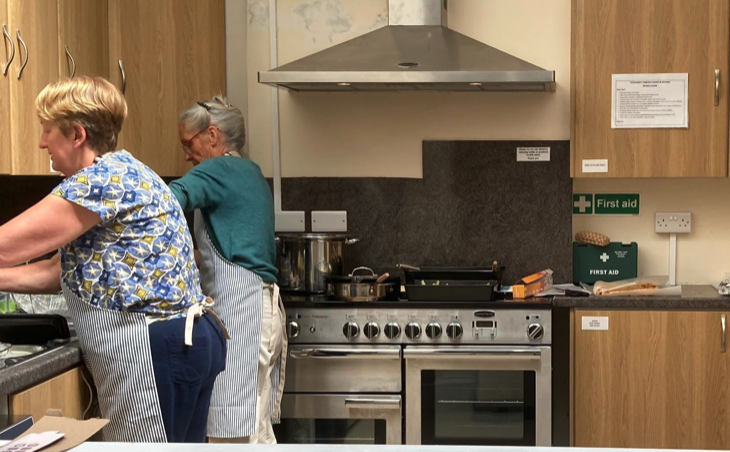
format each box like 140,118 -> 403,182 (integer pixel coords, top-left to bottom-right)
181,128 -> 205,152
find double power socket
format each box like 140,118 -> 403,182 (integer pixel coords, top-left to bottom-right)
655,212 -> 692,234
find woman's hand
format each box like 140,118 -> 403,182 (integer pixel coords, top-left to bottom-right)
0,254 -> 62,294
0,195 -> 101,268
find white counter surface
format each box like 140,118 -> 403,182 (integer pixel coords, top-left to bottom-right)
48,445 -> 720,452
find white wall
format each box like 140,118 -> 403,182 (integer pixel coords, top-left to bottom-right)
230,0 -> 730,285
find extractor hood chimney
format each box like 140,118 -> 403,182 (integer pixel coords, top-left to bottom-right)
258,0 -> 555,92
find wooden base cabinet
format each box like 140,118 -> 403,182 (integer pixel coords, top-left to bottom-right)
574,310 -> 730,449
8,366 -> 91,421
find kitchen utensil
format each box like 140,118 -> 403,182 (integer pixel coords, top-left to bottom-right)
327,267 -> 400,302
276,233 -> 360,293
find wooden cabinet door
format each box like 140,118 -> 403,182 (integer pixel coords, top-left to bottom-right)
7,0 -> 58,175
572,0 -> 730,178
108,0 -> 226,177
57,0 -> 109,79
0,0 -> 11,174
8,366 -> 91,421
575,310 -> 730,449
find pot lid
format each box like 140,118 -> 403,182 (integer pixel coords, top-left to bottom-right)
328,267 -> 396,283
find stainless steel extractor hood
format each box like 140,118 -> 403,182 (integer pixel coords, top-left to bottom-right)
258,0 -> 555,92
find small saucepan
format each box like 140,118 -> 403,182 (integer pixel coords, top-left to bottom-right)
327,267 -> 401,302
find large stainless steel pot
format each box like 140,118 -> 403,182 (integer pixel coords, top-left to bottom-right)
276,233 -> 360,293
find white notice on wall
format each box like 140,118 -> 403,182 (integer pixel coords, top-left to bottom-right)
582,316 -> 609,331
517,147 -> 550,162
582,159 -> 608,173
611,73 -> 689,129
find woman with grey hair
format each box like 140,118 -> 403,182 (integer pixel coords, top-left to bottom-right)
169,96 -> 286,443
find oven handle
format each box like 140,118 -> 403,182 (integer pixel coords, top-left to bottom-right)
289,347 -> 401,360
403,347 -> 542,360
345,397 -> 401,410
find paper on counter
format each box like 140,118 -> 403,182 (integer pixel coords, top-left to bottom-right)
0,432 -> 64,452
534,283 -> 590,297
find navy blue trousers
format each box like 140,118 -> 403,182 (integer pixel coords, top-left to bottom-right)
148,315 -> 227,443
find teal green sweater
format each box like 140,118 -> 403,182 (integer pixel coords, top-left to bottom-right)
169,156 -> 277,283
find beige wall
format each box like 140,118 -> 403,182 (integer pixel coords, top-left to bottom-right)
235,0 -> 730,285
245,0 -> 570,177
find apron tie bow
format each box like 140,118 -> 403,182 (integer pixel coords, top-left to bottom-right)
185,297 -> 231,346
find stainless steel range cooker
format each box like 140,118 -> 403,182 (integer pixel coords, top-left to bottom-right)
273,300 -> 552,446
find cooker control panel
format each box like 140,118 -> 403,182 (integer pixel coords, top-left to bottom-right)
284,307 -> 551,345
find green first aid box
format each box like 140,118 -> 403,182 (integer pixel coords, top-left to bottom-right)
573,242 -> 638,284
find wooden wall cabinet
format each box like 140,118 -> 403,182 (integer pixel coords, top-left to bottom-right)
574,310 -> 730,449
0,0 -> 11,174
108,0 -> 226,177
571,0 -> 730,178
8,366 -> 91,421
1,0 -> 225,176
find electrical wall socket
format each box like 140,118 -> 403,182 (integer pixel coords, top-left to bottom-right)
275,211 -> 305,232
655,212 -> 692,233
312,211 -> 347,232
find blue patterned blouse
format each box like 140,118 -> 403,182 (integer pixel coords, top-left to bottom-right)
52,150 -> 203,320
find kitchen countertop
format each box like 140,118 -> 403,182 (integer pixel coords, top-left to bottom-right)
554,284 -> 729,309
0,341 -> 83,396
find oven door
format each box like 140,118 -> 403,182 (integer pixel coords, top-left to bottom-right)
284,345 -> 402,393
274,394 -> 402,445
404,346 -> 551,446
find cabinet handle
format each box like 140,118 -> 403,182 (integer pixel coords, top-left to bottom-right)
118,59 -> 126,95
64,45 -> 76,78
722,314 -> 726,353
16,29 -> 27,80
715,69 -> 721,107
2,24 -> 14,77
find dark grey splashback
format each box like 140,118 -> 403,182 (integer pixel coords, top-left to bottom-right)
282,141 -> 572,284
0,141 -> 573,284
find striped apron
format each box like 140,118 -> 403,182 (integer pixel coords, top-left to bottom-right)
61,283 -> 167,442
194,210 -> 286,438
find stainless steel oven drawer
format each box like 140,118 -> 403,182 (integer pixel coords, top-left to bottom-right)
285,345 -> 402,393
277,394 -> 402,445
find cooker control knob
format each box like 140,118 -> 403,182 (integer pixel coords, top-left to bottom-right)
527,323 -> 544,340
426,323 -> 442,339
287,321 -> 300,339
384,323 -> 401,339
405,323 -> 421,340
343,322 -> 359,339
446,322 -> 463,340
364,322 -> 380,339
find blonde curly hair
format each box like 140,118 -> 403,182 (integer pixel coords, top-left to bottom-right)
36,76 -> 127,154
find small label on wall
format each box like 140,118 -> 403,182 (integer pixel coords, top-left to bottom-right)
582,159 -> 609,173
517,147 -> 550,162
582,316 -> 609,331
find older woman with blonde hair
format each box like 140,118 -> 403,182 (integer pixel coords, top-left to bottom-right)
0,76 -> 227,443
